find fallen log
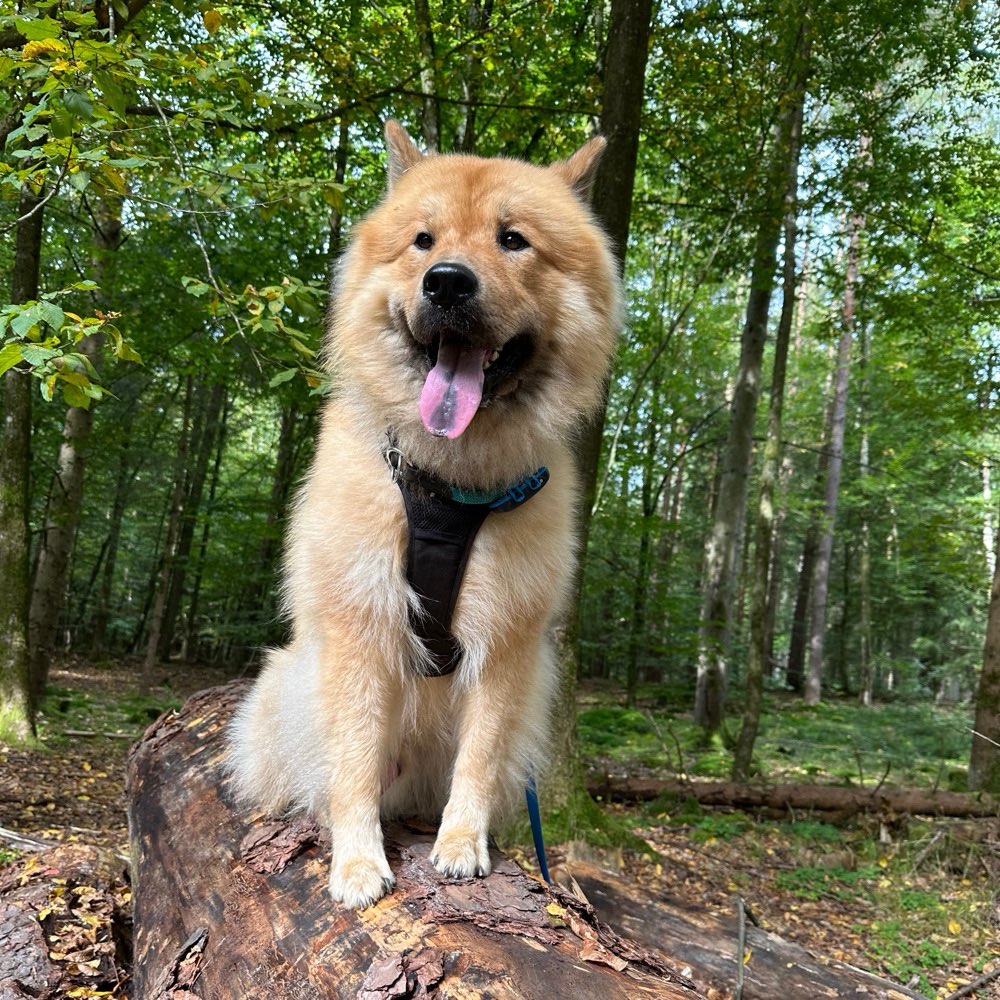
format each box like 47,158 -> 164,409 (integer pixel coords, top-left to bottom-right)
588,776 -> 1000,819
124,682 -> 702,1000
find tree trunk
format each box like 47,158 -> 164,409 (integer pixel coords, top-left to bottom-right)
694,153 -> 786,730
157,380 -> 226,660
89,391 -> 139,655
456,0 -> 493,152
28,196 -> 121,699
970,520 -> 1000,793
626,375 -> 660,707
0,185 -> 44,741
785,464 -> 824,691
141,375 -> 193,689
732,39 -> 808,777
550,0 -> 654,812
858,326 -> 874,706
805,181 -> 865,704
124,683 -> 702,1000
183,391 -> 230,660
413,0 -> 441,151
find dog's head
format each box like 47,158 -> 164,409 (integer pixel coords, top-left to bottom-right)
329,121 -> 621,469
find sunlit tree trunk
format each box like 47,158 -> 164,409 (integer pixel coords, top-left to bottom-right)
732,38 -> 808,776
0,185 -> 44,741
694,26 -> 810,731
858,325 -> 874,706
970,519 -> 1000,793
805,139 -> 867,704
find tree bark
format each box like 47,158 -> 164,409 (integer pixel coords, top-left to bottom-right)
694,123 -> 792,731
124,683 -> 702,1000
733,41 -> 808,777
413,0 -> 441,151
551,0 -> 654,815
805,168 -> 866,704
572,862 -> 930,1000
28,195 -> 121,700
157,380 -> 225,660
141,375 -> 192,689
969,521 -> 1000,793
0,185 -> 44,741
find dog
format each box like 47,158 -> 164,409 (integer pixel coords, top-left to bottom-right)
227,120 -> 621,908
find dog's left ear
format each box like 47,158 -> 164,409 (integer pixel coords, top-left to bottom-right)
550,135 -> 607,204
385,120 -> 425,189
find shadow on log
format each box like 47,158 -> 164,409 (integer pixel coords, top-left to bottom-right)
124,682 -> 702,999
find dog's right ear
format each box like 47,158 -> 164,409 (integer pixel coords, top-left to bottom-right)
385,120 -> 424,189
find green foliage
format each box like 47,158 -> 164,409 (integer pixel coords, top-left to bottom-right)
0,282 -> 139,406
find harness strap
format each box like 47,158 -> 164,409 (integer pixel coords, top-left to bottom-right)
397,485 -> 490,676
385,434 -> 548,677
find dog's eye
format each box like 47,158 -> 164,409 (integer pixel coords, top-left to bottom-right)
414,232 -> 434,250
499,230 -> 530,252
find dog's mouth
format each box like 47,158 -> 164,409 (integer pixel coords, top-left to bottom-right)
417,332 -> 533,439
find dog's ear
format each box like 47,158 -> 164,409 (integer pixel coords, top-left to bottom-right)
550,135 -> 607,205
385,120 -> 424,189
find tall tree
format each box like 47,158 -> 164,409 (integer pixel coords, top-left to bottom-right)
549,0 -> 653,809
694,13 -> 811,733
805,137 -> 867,705
732,26 -> 809,777
0,186 -> 44,740
29,195 -> 121,700
970,520 -> 1000,793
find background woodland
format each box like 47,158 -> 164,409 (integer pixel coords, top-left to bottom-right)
2,0 -> 1000,796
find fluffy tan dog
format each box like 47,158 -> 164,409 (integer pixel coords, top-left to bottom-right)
227,121 -> 621,908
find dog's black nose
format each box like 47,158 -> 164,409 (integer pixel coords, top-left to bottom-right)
422,261 -> 478,309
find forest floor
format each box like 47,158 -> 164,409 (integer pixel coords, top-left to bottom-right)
1,659 -> 998,999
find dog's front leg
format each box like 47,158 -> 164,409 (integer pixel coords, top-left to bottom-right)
319,639 -> 401,908
431,635 -> 548,880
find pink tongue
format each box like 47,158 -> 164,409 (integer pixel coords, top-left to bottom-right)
419,340 -> 489,438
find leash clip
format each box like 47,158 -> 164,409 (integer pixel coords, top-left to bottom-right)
384,443 -> 406,484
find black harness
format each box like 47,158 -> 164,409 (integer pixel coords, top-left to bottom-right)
383,434 -> 549,676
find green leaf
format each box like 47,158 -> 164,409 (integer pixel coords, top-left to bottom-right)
20,344 -> 58,366
268,368 -> 297,387
182,277 -> 212,298
62,90 -> 95,120
0,343 -> 23,376
15,16 -> 62,41
62,382 -> 92,409
93,72 -> 127,118
38,301 -> 65,331
10,312 -> 38,338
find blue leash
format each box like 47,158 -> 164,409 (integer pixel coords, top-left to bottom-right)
525,776 -> 551,883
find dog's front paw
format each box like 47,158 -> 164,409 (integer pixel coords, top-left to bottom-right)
430,827 -> 491,880
329,855 -> 395,909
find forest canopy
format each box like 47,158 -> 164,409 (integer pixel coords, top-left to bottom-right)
1,0 -> 999,789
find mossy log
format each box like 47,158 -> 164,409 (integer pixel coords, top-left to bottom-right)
590,776 -> 1000,820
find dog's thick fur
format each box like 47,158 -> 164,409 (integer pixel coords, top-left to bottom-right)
227,121 -> 621,908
